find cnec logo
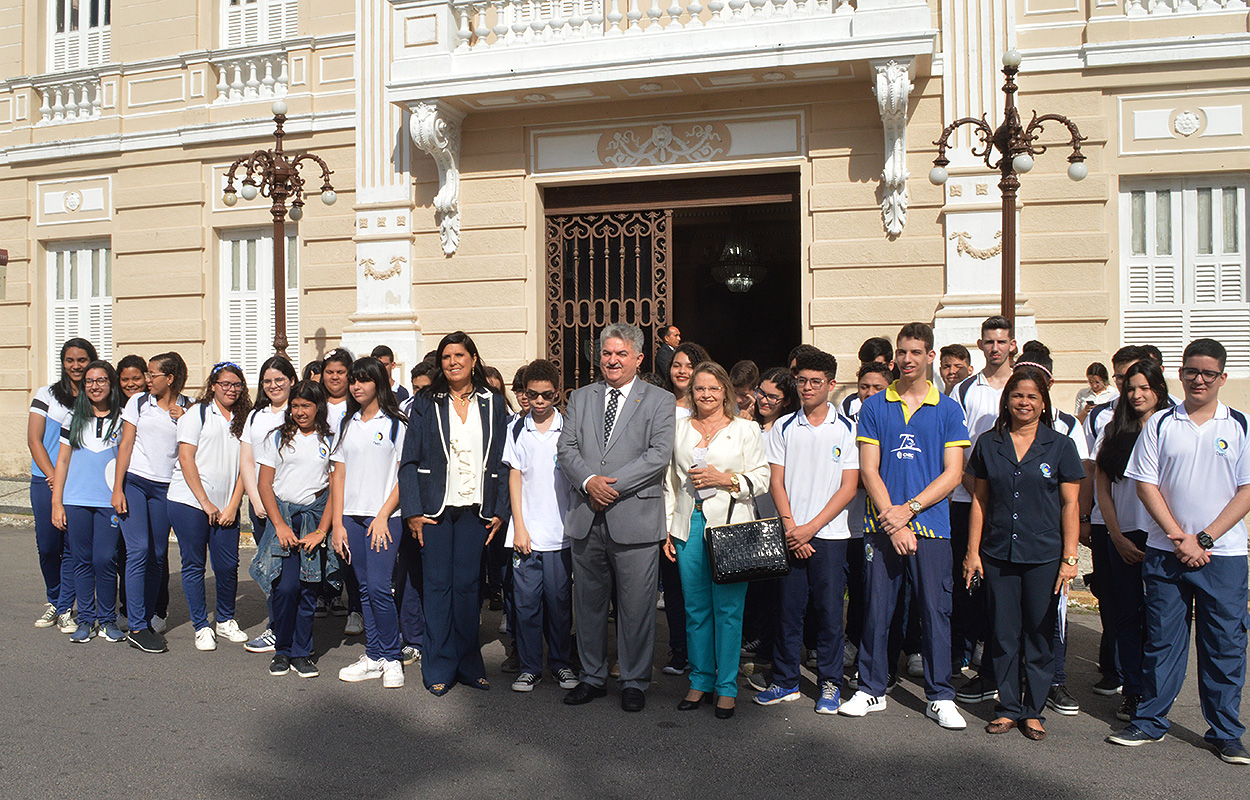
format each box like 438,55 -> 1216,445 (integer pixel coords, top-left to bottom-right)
1040,463 -> 1052,479
318,442 -> 330,459
892,433 -> 922,461
832,445 -> 843,461
1215,438 -> 1230,457
373,431 -> 386,446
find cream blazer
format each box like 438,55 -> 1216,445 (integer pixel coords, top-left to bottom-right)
663,415 -> 771,542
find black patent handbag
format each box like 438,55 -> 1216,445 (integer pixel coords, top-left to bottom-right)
704,475 -> 791,585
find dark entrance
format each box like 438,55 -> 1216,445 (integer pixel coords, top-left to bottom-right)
543,173 -> 801,392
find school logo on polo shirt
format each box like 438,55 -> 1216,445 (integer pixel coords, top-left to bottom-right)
1040,463 -> 1052,478
1216,437 -> 1230,457
833,445 -> 843,461
318,442 -> 330,458
891,433 -> 922,460
372,430 -> 387,446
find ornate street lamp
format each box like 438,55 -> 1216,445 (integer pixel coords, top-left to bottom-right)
929,49 -> 1087,328
221,100 -> 337,358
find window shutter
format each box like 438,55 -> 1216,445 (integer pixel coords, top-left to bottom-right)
1190,309 -> 1250,375
47,243 -> 112,379
285,235 -> 299,361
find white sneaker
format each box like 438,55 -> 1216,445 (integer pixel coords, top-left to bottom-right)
215,619 -> 249,643
907,653 -> 924,678
838,691 -> 887,717
35,603 -> 58,628
57,611 -> 77,633
338,654 -> 383,683
150,615 -> 168,634
194,627 -> 217,651
344,612 -> 364,636
926,699 -> 967,730
381,659 -> 405,688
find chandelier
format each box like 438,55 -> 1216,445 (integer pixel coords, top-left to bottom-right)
712,234 -> 767,293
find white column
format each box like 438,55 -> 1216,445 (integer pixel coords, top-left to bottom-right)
341,0 -> 424,371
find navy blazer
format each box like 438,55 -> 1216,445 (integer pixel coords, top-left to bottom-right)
968,423 -> 1084,564
397,388 -> 511,523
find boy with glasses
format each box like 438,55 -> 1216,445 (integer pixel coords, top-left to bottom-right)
1108,339 -> 1250,765
842,322 -> 970,729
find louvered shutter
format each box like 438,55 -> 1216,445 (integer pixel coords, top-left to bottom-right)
47,244 -> 112,379
221,231 -> 299,377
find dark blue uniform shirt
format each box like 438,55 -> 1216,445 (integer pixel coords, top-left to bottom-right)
968,422 -> 1084,564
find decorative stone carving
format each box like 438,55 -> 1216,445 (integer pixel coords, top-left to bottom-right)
360,255 -> 406,281
872,59 -> 912,238
602,123 -> 725,167
1173,111 -> 1200,137
949,231 -> 1003,261
409,101 -> 466,257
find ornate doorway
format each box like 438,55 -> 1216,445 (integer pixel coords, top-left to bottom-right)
544,210 -> 672,396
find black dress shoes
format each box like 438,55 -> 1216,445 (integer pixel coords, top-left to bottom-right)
621,687 -> 646,712
564,682 -> 607,705
715,704 -> 735,720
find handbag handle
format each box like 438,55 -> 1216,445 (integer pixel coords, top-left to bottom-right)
723,473 -> 762,526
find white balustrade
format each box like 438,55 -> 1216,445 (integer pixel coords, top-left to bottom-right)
37,78 -> 103,125
213,51 -> 290,105
448,0 -> 854,48
1127,0 -> 1246,14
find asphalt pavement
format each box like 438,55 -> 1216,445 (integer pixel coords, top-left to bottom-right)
0,522 -> 1245,800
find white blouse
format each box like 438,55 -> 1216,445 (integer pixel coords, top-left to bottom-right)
445,401 -> 484,508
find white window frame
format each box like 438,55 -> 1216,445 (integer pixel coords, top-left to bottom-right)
222,0 -> 298,49
1121,177 -> 1249,377
219,229 -> 299,380
47,241 -> 113,379
49,0 -> 111,72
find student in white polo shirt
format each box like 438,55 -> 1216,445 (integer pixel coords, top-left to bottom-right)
754,348 -> 859,715
1108,338 -> 1250,766
949,316 -> 1014,694
112,351 -> 191,653
51,360 -> 125,644
503,359 -> 578,693
319,348 -> 362,629
330,357 -> 409,689
167,363 -> 251,652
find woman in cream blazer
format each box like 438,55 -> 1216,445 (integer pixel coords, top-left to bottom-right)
663,361 -> 770,718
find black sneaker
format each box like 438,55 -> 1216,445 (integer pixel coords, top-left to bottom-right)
956,674 -> 998,704
291,657 -> 319,678
662,652 -> 690,675
1046,683 -> 1080,715
740,637 -> 762,658
1092,675 -> 1122,696
269,655 -> 291,676
1214,738 -> 1250,765
1117,694 -> 1141,722
126,628 -> 168,654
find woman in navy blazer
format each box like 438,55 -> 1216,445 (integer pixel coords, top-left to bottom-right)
398,331 -> 511,695
963,365 -> 1084,741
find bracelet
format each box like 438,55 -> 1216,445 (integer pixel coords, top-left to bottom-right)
312,528 -> 325,537
729,472 -> 741,493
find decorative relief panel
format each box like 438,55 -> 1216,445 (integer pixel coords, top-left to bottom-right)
37,177 -> 112,226
1120,91 -> 1249,155
531,110 -> 804,175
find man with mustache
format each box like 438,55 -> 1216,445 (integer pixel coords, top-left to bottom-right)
558,322 -> 676,712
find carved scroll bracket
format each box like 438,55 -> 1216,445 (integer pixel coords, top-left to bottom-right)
871,58 -> 914,239
409,100 -> 466,257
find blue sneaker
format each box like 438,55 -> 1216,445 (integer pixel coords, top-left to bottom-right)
753,683 -> 801,706
70,623 -> 97,643
100,621 -> 125,642
245,628 -> 277,653
815,680 -> 842,715
1107,725 -> 1165,747
1214,739 -> 1250,765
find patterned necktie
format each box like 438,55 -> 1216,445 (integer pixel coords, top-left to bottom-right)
604,388 -> 620,446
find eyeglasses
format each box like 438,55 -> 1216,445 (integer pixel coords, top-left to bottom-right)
755,390 -> 783,404
525,390 -> 558,401
1180,367 -> 1222,382
261,378 -> 289,388
144,372 -> 168,380
84,377 -> 111,387
216,381 -> 244,392
795,377 -> 827,388
692,386 -> 723,395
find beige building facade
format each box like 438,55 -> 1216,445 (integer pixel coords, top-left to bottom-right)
0,0 -> 1248,473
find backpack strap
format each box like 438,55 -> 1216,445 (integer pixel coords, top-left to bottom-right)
390,416 -> 401,444
511,415 -> 527,443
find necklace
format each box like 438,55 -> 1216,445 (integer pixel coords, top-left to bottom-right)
451,388 -> 474,405
692,414 -> 728,444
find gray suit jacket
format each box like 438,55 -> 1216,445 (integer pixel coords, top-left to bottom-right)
557,379 -> 676,545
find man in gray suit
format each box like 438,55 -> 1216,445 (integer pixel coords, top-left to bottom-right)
558,322 -> 676,711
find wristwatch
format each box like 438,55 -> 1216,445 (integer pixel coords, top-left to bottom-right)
1079,515 -> 1091,524
1197,530 -> 1215,550
729,472 -> 741,494
1063,556 -> 1079,566
907,498 -> 923,515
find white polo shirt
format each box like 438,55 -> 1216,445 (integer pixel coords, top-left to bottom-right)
765,403 -> 860,540
952,372 -> 1003,503
30,385 -> 73,478
167,403 -> 242,510
1092,426 -> 1149,534
1125,401 -> 1250,557
326,398 -> 349,435
257,428 -> 333,506
502,411 -> 571,551
121,392 -> 192,483
331,410 -> 406,518
59,415 -> 122,508
1053,409 -> 1091,462
1087,394 -> 1181,525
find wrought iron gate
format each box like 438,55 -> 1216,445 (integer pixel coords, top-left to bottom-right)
545,210 -> 673,396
